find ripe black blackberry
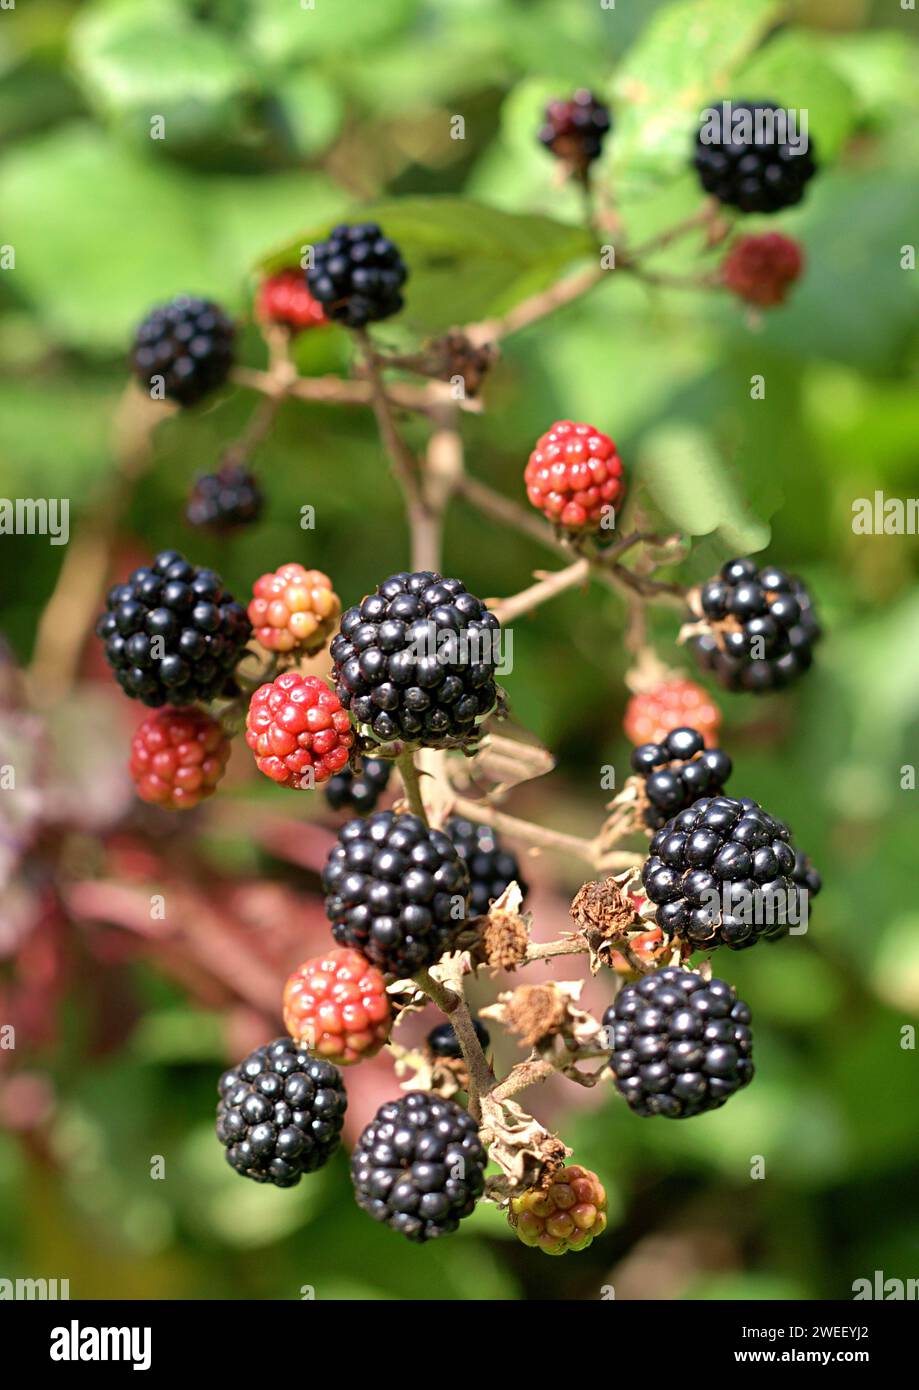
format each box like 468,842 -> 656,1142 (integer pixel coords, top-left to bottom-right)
630,726 -> 732,830
322,810 -> 470,977
693,99 -> 817,213
306,223 -> 407,329
791,848 -> 821,898
538,90 -> 612,172
445,816 -> 528,915
351,1091 -> 486,1241
691,557 -> 820,692
132,294 -> 235,406
330,571 -> 501,749
215,1038 -> 347,1187
426,1018 -> 491,1060
95,549 -> 251,707
604,967 -> 753,1118
324,755 -> 392,814
186,464 -> 263,533
641,794 -> 802,949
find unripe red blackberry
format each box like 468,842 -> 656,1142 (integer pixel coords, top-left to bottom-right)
631,726 -> 732,830
538,91 -> 612,173
604,967 -> 754,1118
132,295 -> 235,406
95,549 -> 251,707
307,223 -> 407,329
129,706 -> 231,810
510,1164 -> 608,1254
257,269 -> 328,332
283,947 -> 391,1065
351,1091 -> 486,1241
693,99 -> 817,213
624,678 -> 722,748
248,564 -> 340,656
524,420 -> 625,535
245,671 -> 354,788
690,557 -> 821,692
186,464 -> 263,534
722,232 -> 804,307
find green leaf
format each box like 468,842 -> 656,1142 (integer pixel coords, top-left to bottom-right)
261,197 -> 598,333
734,30 -> 857,162
611,0 -> 784,189
269,68 -> 344,157
636,421 -> 772,552
242,0 -> 420,65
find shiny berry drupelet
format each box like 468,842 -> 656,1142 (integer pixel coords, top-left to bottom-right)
322,811 -> 470,978
351,1091 -> 486,1241
307,222 -> 407,329
215,1038 -> 347,1187
444,815 -> 528,916
257,269 -> 328,332
510,1164 -> 608,1255
631,725 -> 732,830
330,571 -> 501,749
722,232 -> 804,307
604,967 -> 754,1118
132,294 -> 235,406
524,420 -> 625,534
186,464 -> 263,534
426,1019 -> 491,1060
245,671 -> 353,789
283,948 -> 391,1066
641,794 -> 801,949
324,755 -> 392,814
248,564 -> 340,656
691,556 -> 821,692
693,99 -> 817,213
95,549 -> 251,707
129,706 -> 231,810
538,90 -> 612,172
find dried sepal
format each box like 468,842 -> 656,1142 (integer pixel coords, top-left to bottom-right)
479,880 -> 531,969
448,731 -> 555,800
480,1095 -> 570,1200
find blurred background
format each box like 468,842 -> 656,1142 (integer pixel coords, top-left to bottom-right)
1,0 -> 918,1301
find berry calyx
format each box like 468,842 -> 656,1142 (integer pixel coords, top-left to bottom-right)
186,464 -> 263,534
426,1018 -> 491,1060
604,967 -> 754,1118
351,1091 -> 486,1241
510,1164 -> 608,1255
215,1038 -> 347,1186
283,948 -> 391,1065
324,755 -> 392,814
245,671 -> 354,789
524,420 -> 625,534
722,232 -> 804,307
538,91 -> 612,173
132,295 -> 235,407
693,98 -> 818,213
256,269 -> 328,332
129,706 -> 231,810
690,556 -> 821,692
95,549 -> 251,707
631,726 -> 733,830
624,678 -> 722,748
322,810 -> 470,977
330,571 -> 501,749
307,223 -> 407,329
444,816 -> 528,915
248,564 -> 341,656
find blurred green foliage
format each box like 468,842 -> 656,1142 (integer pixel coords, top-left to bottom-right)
1,0 -> 919,1302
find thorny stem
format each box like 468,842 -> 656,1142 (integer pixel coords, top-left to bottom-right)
412,967 -> 496,1122
449,794 -> 642,872
396,748 -> 429,823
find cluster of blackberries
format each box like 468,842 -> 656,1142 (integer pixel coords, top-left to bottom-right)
693,99 -> 818,213
538,90 -> 612,171
321,811 -> 470,978
330,571 -> 501,748
95,550 -> 251,706
307,223 -> 407,329
350,1092 -> 487,1241
215,1039 -> 347,1186
641,794 -> 812,950
692,557 -> 821,692
426,1018 -> 491,1060
444,816 -> 528,916
604,968 -> 754,1118
186,464 -> 263,533
324,756 -> 392,814
132,294 -> 235,407
631,726 -> 732,830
